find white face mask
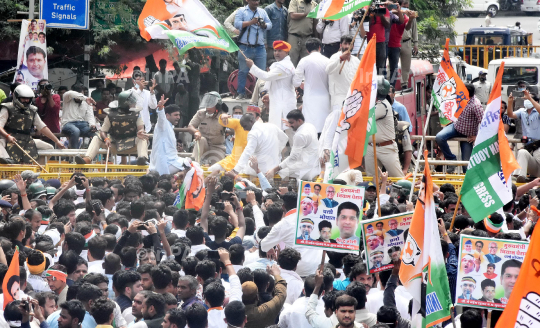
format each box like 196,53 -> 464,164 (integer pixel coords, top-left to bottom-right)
402,7 -> 408,10
134,83 -> 140,90
233,114 -> 242,119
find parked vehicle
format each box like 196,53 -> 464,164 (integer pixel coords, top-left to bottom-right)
461,0 -> 500,17
487,57 -> 540,105
522,0 -> 540,15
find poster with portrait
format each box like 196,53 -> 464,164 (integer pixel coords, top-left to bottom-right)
294,180 -> 365,253
360,212 -> 413,274
13,19 -> 48,91
455,235 -> 529,310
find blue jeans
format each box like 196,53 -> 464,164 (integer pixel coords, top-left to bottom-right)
237,44 -> 266,96
62,121 -> 94,149
388,47 -> 401,87
435,123 -> 473,171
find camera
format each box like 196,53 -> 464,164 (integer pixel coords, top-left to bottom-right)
353,9 -> 365,21
40,83 -> 53,91
257,17 -> 265,26
137,219 -> 159,230
371,0 -> 387,15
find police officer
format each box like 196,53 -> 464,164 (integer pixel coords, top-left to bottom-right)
365,77 -> 405,178
0,85 -> 64,164
75,90 -> 149,165
287,0 -> 318,66
187,92 -> 227,165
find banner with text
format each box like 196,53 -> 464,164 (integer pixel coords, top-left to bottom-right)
13,19 -> 48,91
455,235 -> 529,310
294,181 -> 365,253
360,212 -> 413,274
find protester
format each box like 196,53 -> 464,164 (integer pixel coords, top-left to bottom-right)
61,85 -> 97,149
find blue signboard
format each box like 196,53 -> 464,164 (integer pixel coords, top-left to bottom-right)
40,0 -> 90,29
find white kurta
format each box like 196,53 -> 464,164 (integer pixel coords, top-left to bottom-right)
249,56 -> 296,130
132,87 -> 157,133
326,51 -> 361,110
293,52 -> 331,132
233,121 -> 288,175
280,122 -> 320,180
318,108 -> 341,159
150,108 -> 185,175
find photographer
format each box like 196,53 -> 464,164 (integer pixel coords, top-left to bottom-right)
36,79 -> 61,134
316,16 -> 349,58
234,0 -> 272,100
350,9 -> 369,57
367,1 -> 403,75
61,85 -> 97,149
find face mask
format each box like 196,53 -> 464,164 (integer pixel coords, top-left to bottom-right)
518,87 -> 526,92
134,84 -> 140,90
402,7 -> 408,10
233,114 -> 242,119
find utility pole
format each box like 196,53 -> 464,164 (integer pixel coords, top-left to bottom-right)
29,0 -> 35,18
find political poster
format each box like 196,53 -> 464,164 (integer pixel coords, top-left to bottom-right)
360,212 -> 413,274
294,180 -> 365,253
13,19 -> 48,91
455,235 -> 529,310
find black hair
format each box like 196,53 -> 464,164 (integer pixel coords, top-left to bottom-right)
304,274 -> 323,297
196,260 -> 216,281
277,248 -> 301,271
237,267 -> 253,284
252,269 -> 271,294
26,46 -> 46,59
335,294 -> 357,310
318,220 -> 332,231
185,303 -> 207,328
345,281 -> 367,309
460,309 -> 482,328
167,308 -> 187,328
151,265 -> 172,290
165,105 -> 181,115
35,291 -> 58,308
229,244 -> 244,265
267,204 -> 284,226
501,259 -> 522,276
286,109 -> 304,121
131,200 -> 146,219
88,235 -> 107,260
350,263 -> 368,280
90,298 -> 116,325
77,283 -> 103,303
337,201 -> 360,219
114,270 -> 141,296
181,256 -> 199,277
465,83 -> 475,97
377,306 -> 398,326
305,37 -> 322,52
224,300 -> 245,326
59,300 -> 86,325
173,210 -> 189,229
119,246 -> 137,268
203,281 -> 225,307
144,293 -> 166,317
186,226 -> 205,245
282,192 -> 297,211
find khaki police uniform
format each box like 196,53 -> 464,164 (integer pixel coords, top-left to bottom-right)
189,109 -> 226,164
400,18 -> 418,87
288,0 -> 317,66
365,99 -> 405,178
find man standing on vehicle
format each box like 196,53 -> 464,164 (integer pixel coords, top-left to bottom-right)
473,71 -> 492,106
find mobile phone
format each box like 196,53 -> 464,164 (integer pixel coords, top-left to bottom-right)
236,190 -> 247,199
208,250 -> 220,259
388,4 -> 397,9
21,300 -> 30,312
215,203 -> 225,211
221,191 -> 231,201
512,90 -> 524,98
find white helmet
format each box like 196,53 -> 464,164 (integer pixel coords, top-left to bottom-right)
13,84 -> 35,109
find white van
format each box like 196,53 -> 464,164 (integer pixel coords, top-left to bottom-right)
461,0 -> 499,17
487,57 -> 540,103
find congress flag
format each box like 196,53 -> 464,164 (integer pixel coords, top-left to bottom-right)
328,36 -> 377,181
2,246 -> 20,310
138,0 -> 239,56
174,162 -> 206,211
460,61 -> 520,223
432,39 -> 469,126
494,212 -> 540,328
399,151 -> 452,327
308,0 -> 371,20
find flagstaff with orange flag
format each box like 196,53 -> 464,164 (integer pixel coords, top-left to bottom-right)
399,151 -> 452,327
460,61 -> 520,223
328,36 -> 377,181
2,246 -> 20,310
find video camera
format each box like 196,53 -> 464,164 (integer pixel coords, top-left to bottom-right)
353,9 -> 365,21
39,82 -> 53,91
370,0 -> 387,15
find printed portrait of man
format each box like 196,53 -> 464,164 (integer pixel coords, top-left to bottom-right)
316,220 -> 336,243
387,246 -> 401,263
458,276 -> 477,301
485,242 -> 502,263
366,234 -> 382,251
322,186 -> 339,208
464,240 -> 473,253
483,263 -> 497,279
300,197 -> 314,216
297,218 -> 315,241
302,183 -> 313,197
500,259 -> 521,302
366,224 -> 374,235
386,219 -> 404,237
38,32 -> 46,44
479,279 -> 501,303
370,250 -> 384,269
461,254 -> 476,274
336,202 -> 360,243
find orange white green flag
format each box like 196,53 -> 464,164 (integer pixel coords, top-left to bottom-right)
399,151 -> 452,327
308,0 -> 372,20
173,162 -> 206,211
328,36 -> 377,181
460,61 -> 520,223
432,39 -> 469,126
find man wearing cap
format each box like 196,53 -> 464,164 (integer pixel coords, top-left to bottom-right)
360,182 -> 377,205
130,70 -> 158,133
473,71 -> 492,106
464,240 -> 473,253
458,277 -> 477,301
370,250 -> 384,269
509,91 -> 540,182
297,218 -> 315,241
246,40 -> 296,132
300,197 -> 314,216
187,91 -> 227,164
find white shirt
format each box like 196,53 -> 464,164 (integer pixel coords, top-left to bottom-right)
326,51 -> 361,109
367,289 -> 411,321
154,70 -> 174,94
279,122 -> 320,180
293,52 -> 331,132
280,268 -> 304,305
473,80 -> 492,104
318,109 -> 341,159
132,86 -> 157,133
207,275 -> 243,328
233,121 -> 288,175
316,16 -> 349,44
171,229 -> 186,238
305,294 -> 338,328
279,296 -> 325,328
27,273 -> 51,293
260,210 -> 325,277
189,243 -> 210,257
150,108 -> 185,174
87,260 -> 105,274
249,56 -> 297,130
61,91 -> 96,127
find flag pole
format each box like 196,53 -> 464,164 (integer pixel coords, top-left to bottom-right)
356,37 -> 367,58
238,48 -> 248,60
339,6 -> 369,74
408,96 -> 434,202
450,307 -> 457,328
449,194 -> 462,231
372,135 -> 382,217
486,310 -> 492,328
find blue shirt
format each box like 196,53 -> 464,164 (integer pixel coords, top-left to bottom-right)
47,310 -> 97,328
234,5 -> 272,45
515,107 -> 540,140
265,3 -> 288,45
392,100 -> 412,132
333,277 -> 351,290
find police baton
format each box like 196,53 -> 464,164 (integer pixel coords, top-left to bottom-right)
11,140 -> 49,173
105,146 -> 110,173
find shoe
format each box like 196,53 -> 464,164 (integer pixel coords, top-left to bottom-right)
516,175 -> 527,183
236,94 -> 246,100
0,158 -> 16,164
136,157 -> 148,165
74,156 -> 91,164
446,166 -> 455,174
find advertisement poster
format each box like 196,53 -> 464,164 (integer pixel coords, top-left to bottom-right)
455,235 -> 529,310
13,19 -> 48,91
294,180 -> 365,253
360,212 -> 413,274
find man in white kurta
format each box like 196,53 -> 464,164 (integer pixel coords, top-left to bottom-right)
226,113 -> 288,177
246,40 -> 297,130
326,36 -> 360,111
292,38 -> 331,133
149,98 -> 190,175
266,110 -> 320,181
131,70 -> 158,133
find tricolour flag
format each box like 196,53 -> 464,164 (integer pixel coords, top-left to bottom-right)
494,212 -> 540,327
460,61 -> 520,223
308,0 -> 371,20
399,151 -> 452,327
432,39 -> 469,126
328,36 -> 377,181
138,0 -> 239,56
173,162 -> 206,211
2,246 -> 19,310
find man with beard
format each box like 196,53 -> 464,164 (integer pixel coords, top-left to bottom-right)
45,264 -> 68,306
114,271 -> 143,318
296,218 -> 315,241
317,220 -> 336,243
483,263 -> 497,279
35,292 -> 58,320
131,291 -> 153,325
135,293 -> 166,328
56,300 -> 85,328
334,295 -> 362,328
458,276 -> 477,301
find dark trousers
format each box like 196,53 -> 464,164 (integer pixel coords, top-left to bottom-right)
376,42 -> 387,76
322,42 -> 341,58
